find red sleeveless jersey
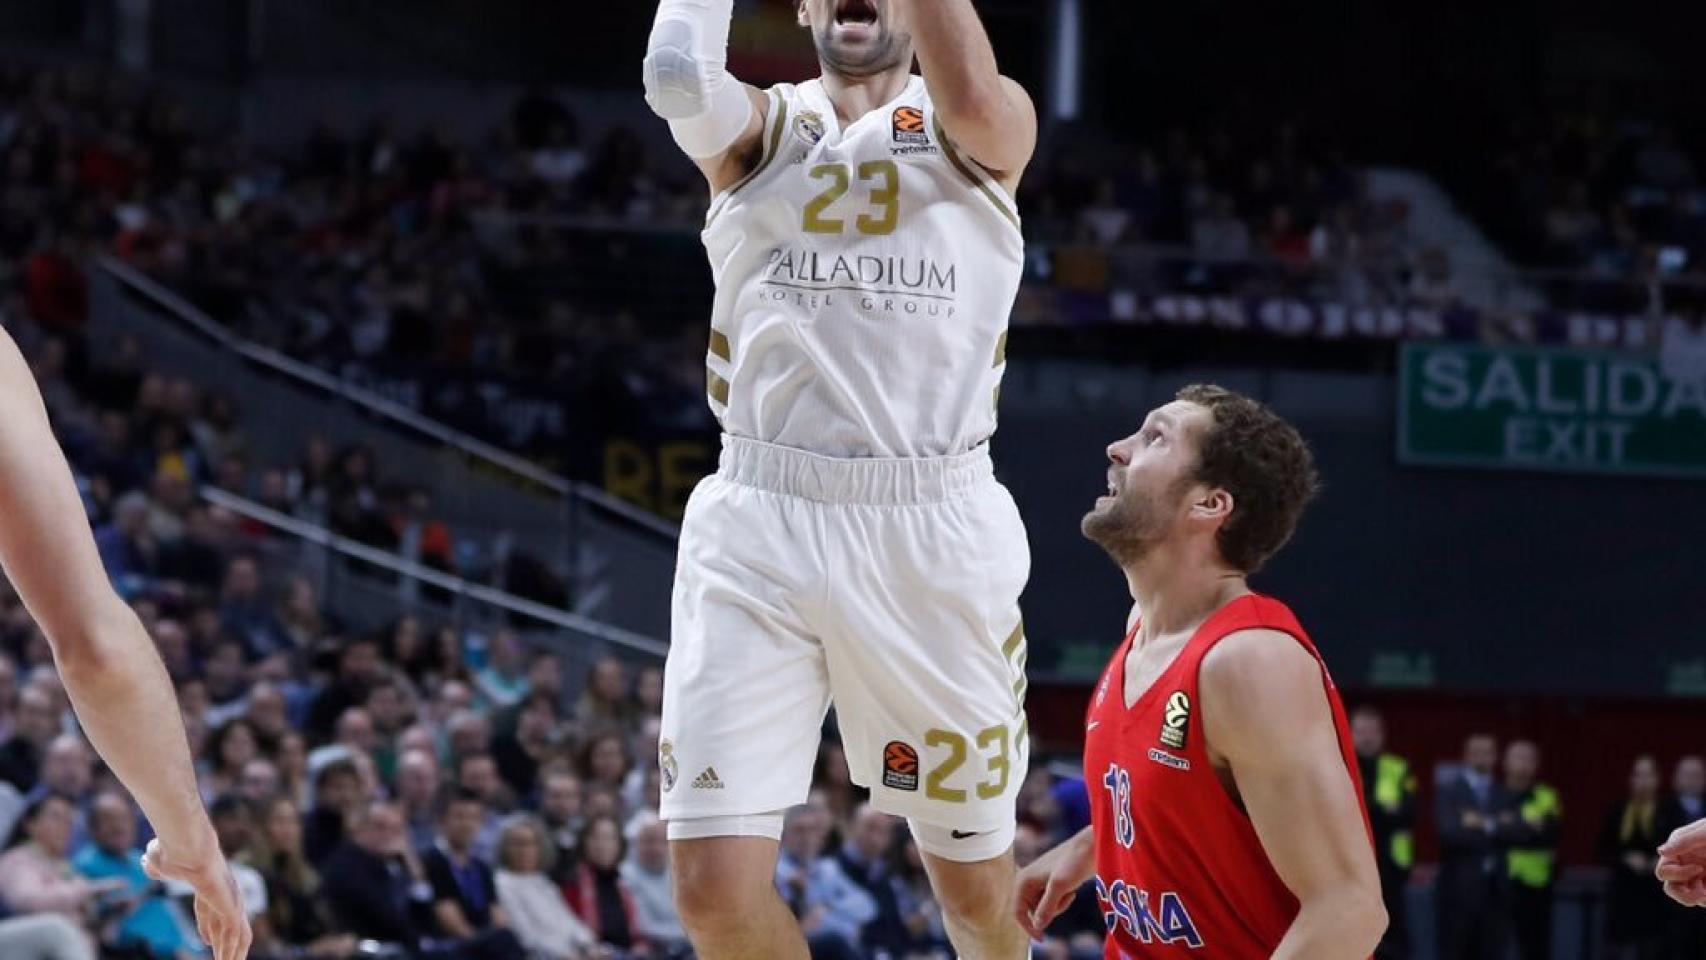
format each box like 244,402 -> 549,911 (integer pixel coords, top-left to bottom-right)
1082,594 -> 1370,958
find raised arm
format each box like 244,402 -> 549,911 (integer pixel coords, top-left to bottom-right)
904,0 -> 1037,188
0,328 -> 251,960
1201,630 -> 1387,960
643,0 -> 772,193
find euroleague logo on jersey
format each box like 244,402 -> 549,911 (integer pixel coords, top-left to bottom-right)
892,106 -> 928,143
890,106 -> 938,156
1159,691 -> 1192,750
883,741 -> 920,791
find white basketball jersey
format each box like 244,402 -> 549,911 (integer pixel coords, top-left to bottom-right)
700,76 -> 1023,459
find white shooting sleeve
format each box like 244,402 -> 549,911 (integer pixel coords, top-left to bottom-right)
643,0 -> 756,159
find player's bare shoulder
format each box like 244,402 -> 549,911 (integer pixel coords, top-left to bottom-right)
1200,628 -> 1330,759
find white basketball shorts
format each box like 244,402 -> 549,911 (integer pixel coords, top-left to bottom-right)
659,435 -> 1031,861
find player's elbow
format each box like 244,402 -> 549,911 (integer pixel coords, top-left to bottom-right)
1359,892 -> 1390,948
642,31 -> 705,121
1334,883 -> 1389,953
1297,879 -> 1386,955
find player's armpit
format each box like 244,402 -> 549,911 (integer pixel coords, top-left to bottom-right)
1200,629 -> 1388,960
696,85 -> 772,194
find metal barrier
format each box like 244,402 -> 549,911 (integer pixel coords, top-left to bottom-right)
201,486 -> 664,704
201,487 -> 664,655
89,258 -> 677,639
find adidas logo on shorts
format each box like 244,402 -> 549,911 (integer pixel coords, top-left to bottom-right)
691,767 -> 725,790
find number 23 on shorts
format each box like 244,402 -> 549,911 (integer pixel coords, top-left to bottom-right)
922,724 -> 1013,802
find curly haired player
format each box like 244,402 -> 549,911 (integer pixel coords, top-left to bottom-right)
1016,386 -> 1386,959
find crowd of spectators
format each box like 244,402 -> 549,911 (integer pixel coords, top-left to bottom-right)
1353,709 -> 1706,960
3,58 -> 1492,405
2,223 -> 1105,960
1016,118 -> 1462,313
7,55 -> 1704,960
0,61 -> 711,440
1482,111 -> 1706,313
0,581 -> 1104,960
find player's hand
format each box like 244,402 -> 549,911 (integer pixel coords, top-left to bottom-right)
142,835 -> 253,960
1014,828 -> 1096,941
1658,820 -> 1706,907
1659,819 -> 1706,866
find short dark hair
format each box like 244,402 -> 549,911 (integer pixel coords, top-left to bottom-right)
209,793 -> 250,821
313,758 -> 359,790
444,787 -> 486,813
9,793 -> 72,847
1177,384 -> 1320,573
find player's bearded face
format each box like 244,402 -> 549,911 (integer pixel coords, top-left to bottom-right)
1083,464 -> 1194,566
803,0 -> 913,77
1082,409 -> 1206,566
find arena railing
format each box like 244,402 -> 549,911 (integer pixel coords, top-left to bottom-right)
200,485 -> 665,692
90,258 -> 678,640
476,209 -> 1706,324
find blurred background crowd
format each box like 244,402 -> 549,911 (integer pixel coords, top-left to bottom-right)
2,1 -> 1705,958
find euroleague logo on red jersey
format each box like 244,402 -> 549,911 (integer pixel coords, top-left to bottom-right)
1159,690 -> 1192,750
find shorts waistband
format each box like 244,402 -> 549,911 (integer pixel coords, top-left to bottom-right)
717,435 -> 992,505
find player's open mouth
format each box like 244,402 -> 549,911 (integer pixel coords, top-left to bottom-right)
1098,472 -> 1119,505
834,0 -> 879,27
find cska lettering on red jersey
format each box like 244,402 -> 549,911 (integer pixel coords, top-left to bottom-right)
1094,876 -> 1203,949
1082,594 -> 1372,959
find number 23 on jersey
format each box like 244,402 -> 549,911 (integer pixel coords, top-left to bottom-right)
802,160 -> 901,237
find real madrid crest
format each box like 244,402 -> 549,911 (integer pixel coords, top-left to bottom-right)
659,739 -> 679,793
796,110 -> 826,145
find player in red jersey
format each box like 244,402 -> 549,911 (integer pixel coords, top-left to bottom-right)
1014,384 -> 1385,959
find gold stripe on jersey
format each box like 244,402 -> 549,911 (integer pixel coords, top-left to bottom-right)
993,329 -> 1008,367
708,369 -> 731,406
706,89 -> 790,228
933,116 -> 1020,231
708,329 -> 732,363
1002,621 -> 1024,658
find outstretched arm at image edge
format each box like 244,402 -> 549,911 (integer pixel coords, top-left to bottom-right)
0,328 -> 252,960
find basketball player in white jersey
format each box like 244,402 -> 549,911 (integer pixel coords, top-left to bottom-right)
643,1 -> 1035,957
0,328 -> 252,960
